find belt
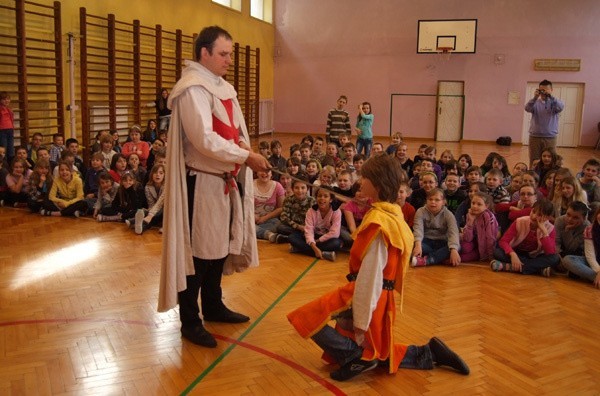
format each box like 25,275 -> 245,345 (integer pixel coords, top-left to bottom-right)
346,273 -> 395,290
186,165 -> 237,194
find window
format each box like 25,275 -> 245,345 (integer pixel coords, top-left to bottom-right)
250,0 -> 272,23
212,0 -> 241,12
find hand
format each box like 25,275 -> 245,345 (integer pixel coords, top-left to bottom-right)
86,193 -> 95,199
449,249 -> 461,266
465,210 -> 476,225
255,215 -> 266,225
354,127 -> 362,136
510,252 -> 523,272
594,272 -> 600,289
311,243 -> 323,259
534,89 -> 541,99
245,152 -> 270,172
412,244 -> 422,258
57,202 -> 66,209
354,327 -> 366,347
296,224 -> 305,232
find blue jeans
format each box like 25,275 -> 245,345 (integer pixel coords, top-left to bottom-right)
493,247 -> 560,275
158,115 -> 170,131
421,238 -> 450,264
256,217 -> 281,239
0,129 -> 15,159
562,255 -> 597,282
311,324 -> 433,369
276,223 -> 296,236
356,137 -> 373,158
288,230 -> 342,256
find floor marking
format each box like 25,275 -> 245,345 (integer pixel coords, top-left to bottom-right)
181,257 -> 346,395
0,318 -> 157,327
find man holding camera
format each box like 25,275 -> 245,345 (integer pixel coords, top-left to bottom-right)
525,79 -> 564,166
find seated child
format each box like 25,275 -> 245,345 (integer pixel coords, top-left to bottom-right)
461,165 -> 482,190
313,165 -> 337,189
394,142 -> 414,178
578,158 -> 600,204
397,181 -> 415,228
126,164 -> 167,234
339,180 -> 371,249
455,182 -> 487,228
268,140 -> 287,181
42,160 -> 88,217
562,205 -> 600,288
286,154 -> 469,382
271,179 -> 315,243
555,201 -> 590,260
408,161 -> 422,191
93,171 -> 119,220
371,142 -> 384,155
311,136 -> 325,163
459,192 -> 498,262
333,170 -> 355,201
491,199 -> 560,276
321,142 -> 340,168
408,171 -> 438,210
96,172 -> 145,222
5,158 -> 32,206
412,188 -> 461,267
253,169 -> 285,241
552,176 -> 587,218
443,173 -> 466,213
496,184 -> 538,233
128,152 -> 147,185
385,131 -> 403,155
288,188 -> 342,261
485,168 -> 510,208
27,159 -> 52,213
457,154 -> 472,178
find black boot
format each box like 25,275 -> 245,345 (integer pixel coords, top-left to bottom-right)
181,323 -> 217,348
428,337 -> 470,375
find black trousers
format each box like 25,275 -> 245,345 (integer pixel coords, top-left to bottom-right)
178,172 -> 228,328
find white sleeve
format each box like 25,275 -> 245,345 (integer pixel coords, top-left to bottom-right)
352,232 -> 386,331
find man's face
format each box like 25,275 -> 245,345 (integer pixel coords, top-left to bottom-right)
201,36 -> 233,77
538,84 -> 553,97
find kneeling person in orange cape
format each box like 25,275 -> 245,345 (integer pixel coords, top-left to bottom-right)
287,154 -> 470,381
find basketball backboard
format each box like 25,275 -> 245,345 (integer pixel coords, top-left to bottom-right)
417,19 -> 477,54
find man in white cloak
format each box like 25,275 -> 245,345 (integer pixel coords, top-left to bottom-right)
158,26 -> 269,347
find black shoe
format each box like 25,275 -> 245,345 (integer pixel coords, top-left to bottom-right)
330,358 -> 378,381
428,337 -> 470,375
181,324 -> 217,348
203,308 -> 250,323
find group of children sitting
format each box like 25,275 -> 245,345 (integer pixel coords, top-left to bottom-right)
253,132 -> 600,289
1,128 -> 599,289
0,123 -> 167,235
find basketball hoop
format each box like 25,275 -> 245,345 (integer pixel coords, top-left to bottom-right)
436,47 -> 453,61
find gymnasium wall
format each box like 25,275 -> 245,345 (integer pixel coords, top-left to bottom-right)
2,0 -> 274,141
272,0 -> 600,146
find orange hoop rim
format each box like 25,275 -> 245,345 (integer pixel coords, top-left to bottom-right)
436,47 -> 454,53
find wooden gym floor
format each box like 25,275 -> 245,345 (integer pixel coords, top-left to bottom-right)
1,136 -> 599,395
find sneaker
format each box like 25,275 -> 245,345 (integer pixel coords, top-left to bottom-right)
125,218 -> 135,228
39,209 -> 46,216
322,251 -> 336,261
490,260 -> 503,271
135,209 -> 145,234
275,234 -> 288,244
411,256 -> 427,267
266,231 -> 277,243
542,267 -> 552,277
428,337 -> 470,375
74,210 -> 81,218
330,358 -> 378,381
96,214 -> 103,222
